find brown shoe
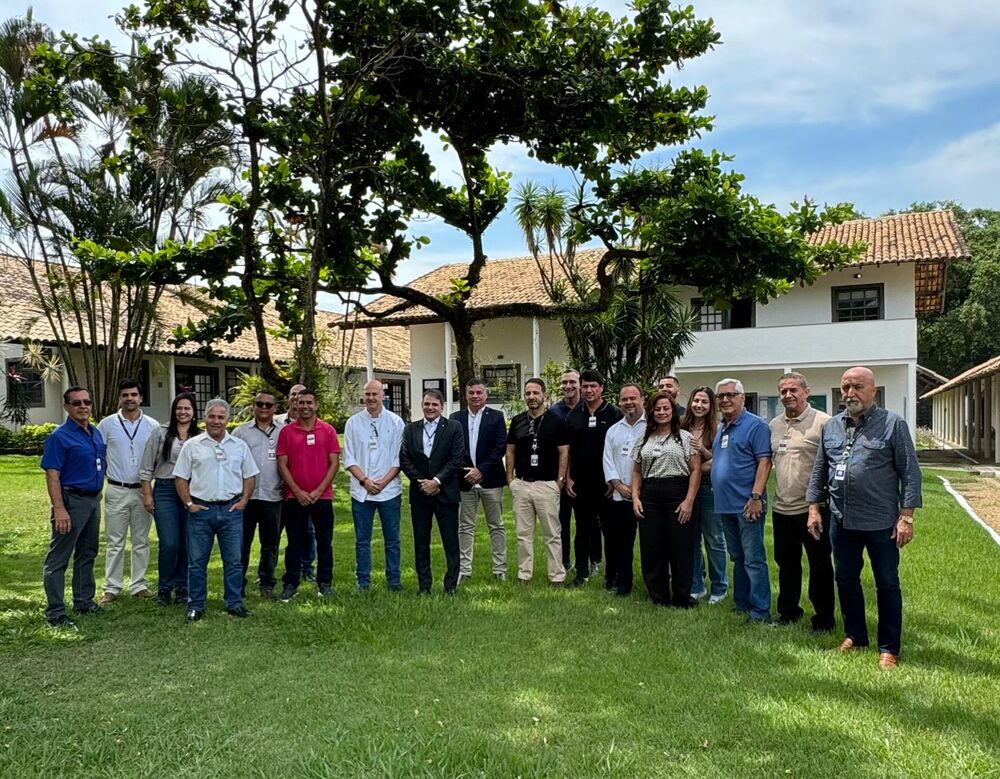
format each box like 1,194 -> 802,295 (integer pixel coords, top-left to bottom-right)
548,580 -> 565,588
878,652 -> 899,670
99,592 -> 117,605
836,637 -> 858,653
132,589 -> 155,599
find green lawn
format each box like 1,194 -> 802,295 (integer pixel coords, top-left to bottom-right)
1,455 -> 999,777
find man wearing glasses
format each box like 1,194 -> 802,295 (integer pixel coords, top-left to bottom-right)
40,387 -> 107,628
173,398 -> 259,622
342,380 -> 405,592
233,391 -> 286,599
711,378 -> 773,623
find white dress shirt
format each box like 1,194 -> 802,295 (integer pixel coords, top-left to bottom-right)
342,408 -> 404,503
172,431 -> 260,501
467,408 -> 484,467
602,414 -> 647,502
422,417 -> 440,457
97,411 -> 159,484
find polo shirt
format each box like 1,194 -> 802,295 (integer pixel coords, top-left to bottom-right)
711,408 -> 772,514
275,418 -> 341,499
232,418 -> 286,502
172,431 -> 260,501
549,398 -> 582,423
40,419 -> 107,492
565,400 -> 623,483
507,410 -> 568,481
97,410 -> 159,484
769,405 -> 830,514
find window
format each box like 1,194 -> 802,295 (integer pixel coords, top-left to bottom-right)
5,360 -> 45,408
139,360 -> 151,407
692,298 -> 754,330
383,380 -> 405,414
744,392 -> 758,416
832,284 -> 884,322
481,364 -> 521,402
832,386 -> 885,413
225,366 -> 245,399
175,366 -> 219,412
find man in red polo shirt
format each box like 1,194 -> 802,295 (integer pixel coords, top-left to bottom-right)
276,389 -> 341,600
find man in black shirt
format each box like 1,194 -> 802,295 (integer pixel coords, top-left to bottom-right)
506,378 -> 569,585
549,369 -> 582,571
566,369 -> 623,587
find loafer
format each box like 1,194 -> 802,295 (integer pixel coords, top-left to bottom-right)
569,576 -> 589,588
226,606 -> 251,618
388,584 -> 404,593
416,588 -> 431,596
155,590 -> 172,606
174,591 -> 188,605
185,609 -> 204,623
878,652 -> 899,670
493,573 -> 506,582
258,587 -> 275,600
548,580 -> 565,588
836,637 -> 864,653
72,603 -> 103,615
317,584 -> 334,598
132,589 -> 155,599
47,614 -> 77,629
99,592 -> 117,605
279,585 -> 298,603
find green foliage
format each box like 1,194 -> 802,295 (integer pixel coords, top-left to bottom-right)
0,422 -> 57,450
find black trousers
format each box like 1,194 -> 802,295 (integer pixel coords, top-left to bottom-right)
573,484 -> 609,578
42,490 -> 101,620
638,477 -> 697,607
281,499 -> 334,587
773,509 -> 836,629
241,499 -> 282,591
411,499 -> 460,593
559,491 -> 575,567
605,499 -> 638,593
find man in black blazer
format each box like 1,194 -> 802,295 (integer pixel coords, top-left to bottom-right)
450,378 -> 509,583
400,389 -> 466,594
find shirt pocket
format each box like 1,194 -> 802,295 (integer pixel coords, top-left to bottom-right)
862,439 -> 887,450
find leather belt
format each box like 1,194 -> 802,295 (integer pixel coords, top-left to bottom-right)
64,486 -> 102,497
108,479 -> 142,489
192,495 -> 240,506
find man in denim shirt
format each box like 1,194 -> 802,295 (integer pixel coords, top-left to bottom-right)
806,366 -> 921,669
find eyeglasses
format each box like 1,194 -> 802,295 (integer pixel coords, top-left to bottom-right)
254,401 -> 275,409
67,399 -> 93,407
716,392 -> 742,401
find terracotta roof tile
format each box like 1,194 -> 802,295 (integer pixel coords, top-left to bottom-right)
921,355 -> 1000,399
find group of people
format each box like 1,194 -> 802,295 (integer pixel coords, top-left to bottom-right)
40,364 -> 921,668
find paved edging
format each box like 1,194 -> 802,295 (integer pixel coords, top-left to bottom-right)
938,475 -> 1000,547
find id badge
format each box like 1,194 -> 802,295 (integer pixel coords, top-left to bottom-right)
306,433 -> 316,446
129,453 -> 137,466
588,416 -> 597,428
834,462 -> 847,481
621,444 -> 631,458
369,438 -> 378,450
96,457 -> 103,472
214,447 -> 227,462
267,449 -> 276,461
777,439 -> 788,454
530,453 -> 539,467
721,434 -> 729,449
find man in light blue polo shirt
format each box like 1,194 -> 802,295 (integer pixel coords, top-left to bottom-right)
711,377 -> 773,622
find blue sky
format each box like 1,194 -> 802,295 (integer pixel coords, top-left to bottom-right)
6,0 -> 1000,292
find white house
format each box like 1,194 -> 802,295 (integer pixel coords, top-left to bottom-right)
922,355 -> 1000,463
344,211 -> 968,434
0,255 -> 411,426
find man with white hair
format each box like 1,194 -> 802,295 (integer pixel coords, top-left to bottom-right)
711,378 -> 773,623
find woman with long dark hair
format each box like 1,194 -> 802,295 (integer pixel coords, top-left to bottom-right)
681,386 -> 729,604
140,393 -> 198,605
631,391 -> 701,607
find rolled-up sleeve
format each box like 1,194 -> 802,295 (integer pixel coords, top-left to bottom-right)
893,418 -> 923,509
139,428 -> 162,482
341,419 -> 359,471
172,440 -> 194,480
603,431 -> 620,484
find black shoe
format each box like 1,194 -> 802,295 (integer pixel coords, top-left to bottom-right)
388,584 -> 404,593
47,614 -> 76,628
604,580 -> 616,591
174,590 -> 188,606
570,576 -> 589,588
259,586 -> 275,600
318,584 -> 334,598
227,606 -> 251,618
155,590 -> 172,606
72,602 -> 103,615
776,615 -> 801,626
185,609 -> 203,623
302,569 -> 316,583
444,588 -> 456,596
279,585 -> 298,603
615,588 -> 631,598
417,588 -> 431,596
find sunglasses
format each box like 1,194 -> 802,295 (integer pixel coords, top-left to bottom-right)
67,398 -> 93,407
254,401 -> 275,409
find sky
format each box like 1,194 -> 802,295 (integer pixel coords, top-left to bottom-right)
6,0 -> 1000,295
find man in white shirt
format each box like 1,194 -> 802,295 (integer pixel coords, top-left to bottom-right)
342,380 -> 405,592
173,398 -> 259,622
97,379 -> 159,602
602,384 -> 646,596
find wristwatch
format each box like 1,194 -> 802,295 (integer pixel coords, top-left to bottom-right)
750,492 -> 762,501
184,500 -> 194,509
898,515 -> 913,525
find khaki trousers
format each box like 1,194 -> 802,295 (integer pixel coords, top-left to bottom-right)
511,478 -> 565,583
104,484 -> 153,595
458,487 -> 507,577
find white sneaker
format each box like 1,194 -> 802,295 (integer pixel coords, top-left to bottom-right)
589,562 -> 601,576
691,590 -> 709,601
708,593 -> 726,605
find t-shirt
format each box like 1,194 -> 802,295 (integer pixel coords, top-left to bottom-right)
507,410 -> 568,482
565,401 -> 623,482
711,409 -> 772,514
275,419 -> 341,499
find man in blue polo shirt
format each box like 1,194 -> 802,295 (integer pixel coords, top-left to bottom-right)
711,377 -> 773,622
40,386 -> 107,628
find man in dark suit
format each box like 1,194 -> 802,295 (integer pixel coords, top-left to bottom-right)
450,377 -> 509,583
400,389 -> 466,594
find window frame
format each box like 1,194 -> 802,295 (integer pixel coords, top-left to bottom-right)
831,386 -> 886,413
5,359 -> 46,408
480,364 -> 522,403
831,283 -> 885,323
174,365 -> 220,412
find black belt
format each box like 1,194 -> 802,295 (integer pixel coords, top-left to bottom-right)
108,479 -> 142,489
64,486 -> 102,497
192,495 -> 240,506
517,477 -> 555,483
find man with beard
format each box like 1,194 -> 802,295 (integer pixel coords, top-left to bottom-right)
549,369 -> 582,572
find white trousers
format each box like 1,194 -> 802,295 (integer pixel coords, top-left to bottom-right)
103,484 -> 153,595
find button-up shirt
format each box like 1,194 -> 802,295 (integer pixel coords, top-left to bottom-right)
172,431 -> 259,501
806,405 -> 922,531
769,405 -> 830,514
97,411 -> 159,484
422,417 -> 440,457
40,419 -> 107,492
342,408 -> 404,503
232,418 -> 286,502
467,408 -> 484,467
602,414 -> 646,502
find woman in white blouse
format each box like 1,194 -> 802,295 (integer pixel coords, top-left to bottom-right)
631,391 -> 702,607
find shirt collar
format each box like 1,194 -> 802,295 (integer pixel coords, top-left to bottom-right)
783,406 -> 813,424
623,414 -> 645,429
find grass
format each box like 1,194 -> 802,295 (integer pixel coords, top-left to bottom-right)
1,454 -> 999,777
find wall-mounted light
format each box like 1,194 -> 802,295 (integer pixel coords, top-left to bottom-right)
497,354 -> 504,360
853,272 -> 863,279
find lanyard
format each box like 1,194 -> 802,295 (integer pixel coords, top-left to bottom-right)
117,413 -> 142,443
528,411 -> 546,451
254,423 -> 277,441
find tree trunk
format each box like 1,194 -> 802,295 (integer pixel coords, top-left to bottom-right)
451,314 -> 476,411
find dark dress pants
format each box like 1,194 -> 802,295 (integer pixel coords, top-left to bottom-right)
606,499 -> 638,593
241,499 -> 282,591
638,477 -> 697,607
573,483 -> 609,579
411,498 -> 460,593
281,499 -> 334,588
42,490 -> 101,620
773,508 -> 835,629
559,490 -> 575,567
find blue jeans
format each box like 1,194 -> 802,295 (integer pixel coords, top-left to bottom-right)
721,511 -> 771,620
351,496 -> 402,588
691,485 -> 728,598
186,502 -> 244,612
829,520 -> 902,654
153,479 -> 188,594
